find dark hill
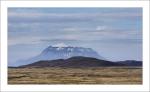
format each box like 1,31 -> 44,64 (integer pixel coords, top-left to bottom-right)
19,56 -> 124,68
117,60 -> 142,66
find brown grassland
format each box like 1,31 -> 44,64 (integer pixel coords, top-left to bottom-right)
8,67 -> 142,84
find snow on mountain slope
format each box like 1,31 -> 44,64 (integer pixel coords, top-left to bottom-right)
15,45 -> 105,66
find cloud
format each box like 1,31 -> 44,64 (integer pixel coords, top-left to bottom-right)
8,36 -> 43,46
8,8 -> 142,46
96,26 -> 107,31
8,12 -> 95,23
8,9 -> 142,18
52,43 -> 68,47
8,25 -> 142,46
39,39 -> 78,42
8,8 -> 142,24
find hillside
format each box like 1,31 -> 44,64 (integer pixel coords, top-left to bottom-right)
117,60 -> 142,66
19,56 -> 126,68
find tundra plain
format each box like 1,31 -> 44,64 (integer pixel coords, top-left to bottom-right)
8,67 -> 142,84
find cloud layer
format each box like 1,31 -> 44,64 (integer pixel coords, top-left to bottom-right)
8,8 -> 142,65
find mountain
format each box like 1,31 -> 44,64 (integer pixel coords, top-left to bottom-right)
118,60 -> 142,66
15,46 -> 105,66
19,56 -> 124,68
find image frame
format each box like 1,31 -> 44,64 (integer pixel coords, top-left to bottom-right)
0,0 -> 150,92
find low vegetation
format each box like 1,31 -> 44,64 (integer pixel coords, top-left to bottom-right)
8,67 -> 142,84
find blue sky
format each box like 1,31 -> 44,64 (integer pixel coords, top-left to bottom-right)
8,8 -> 142,66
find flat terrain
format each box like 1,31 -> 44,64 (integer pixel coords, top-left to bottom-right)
8,67 -> 142,84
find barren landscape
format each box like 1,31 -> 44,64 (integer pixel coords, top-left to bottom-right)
8,67 -> 142,84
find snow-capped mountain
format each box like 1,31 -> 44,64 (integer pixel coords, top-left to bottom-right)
41,46 -> 103,59
15,45 -> 105,66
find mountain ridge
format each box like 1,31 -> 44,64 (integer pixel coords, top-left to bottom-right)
18,56 -> 142,68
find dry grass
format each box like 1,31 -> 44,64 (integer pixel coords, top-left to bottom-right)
8,67 -> 142,84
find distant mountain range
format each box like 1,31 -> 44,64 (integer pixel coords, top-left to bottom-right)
117,60 -> 142,66
13,45 -> 142,68
19,56 -> 142,68
15,45 -> 105,66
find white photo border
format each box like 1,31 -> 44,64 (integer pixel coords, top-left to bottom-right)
0,1 -> 150,92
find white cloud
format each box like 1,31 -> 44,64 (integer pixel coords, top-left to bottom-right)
96,26 -> 107,31
52,43 -> 68,47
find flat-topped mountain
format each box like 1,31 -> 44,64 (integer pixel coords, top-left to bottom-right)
41,46 -> 104,60
15,45 -> 105,66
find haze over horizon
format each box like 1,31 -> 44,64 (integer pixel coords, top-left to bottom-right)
8,8 -> 142,66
